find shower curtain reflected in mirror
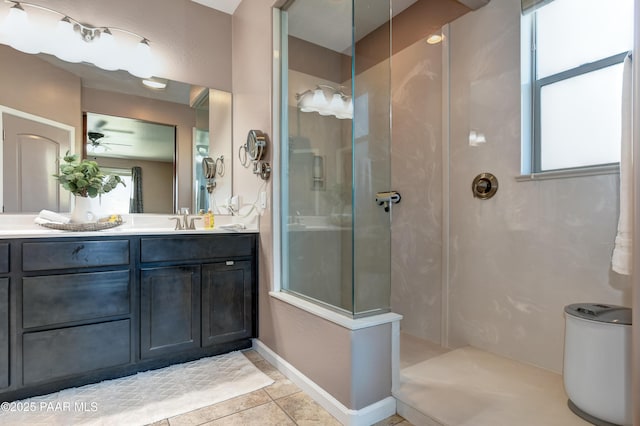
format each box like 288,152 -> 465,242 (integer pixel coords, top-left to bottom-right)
130,166 -> 143,213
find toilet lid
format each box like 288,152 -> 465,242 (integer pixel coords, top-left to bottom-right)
565,303 -> 632,325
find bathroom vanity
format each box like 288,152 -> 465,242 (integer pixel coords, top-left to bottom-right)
0,225 -> 258,402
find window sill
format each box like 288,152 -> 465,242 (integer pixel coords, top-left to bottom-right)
515,164 -> 619,182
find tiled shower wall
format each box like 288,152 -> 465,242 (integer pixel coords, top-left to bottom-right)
391,0 -> 630,372
391,38 -> 444,343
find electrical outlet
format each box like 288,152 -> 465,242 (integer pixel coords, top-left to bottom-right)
259,191 -> 267,209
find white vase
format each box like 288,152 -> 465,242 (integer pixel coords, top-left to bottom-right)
71,196 -> 96,223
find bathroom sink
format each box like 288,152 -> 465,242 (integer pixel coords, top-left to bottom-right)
0,213 -> 258,237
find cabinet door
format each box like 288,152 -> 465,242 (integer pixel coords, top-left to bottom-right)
140,266 -> 200,359
202,261 -> 253,347
0,278 -> 8,389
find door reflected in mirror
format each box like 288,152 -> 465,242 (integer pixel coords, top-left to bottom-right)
1,108 -> 74,213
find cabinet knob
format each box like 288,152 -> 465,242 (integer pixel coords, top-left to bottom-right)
226,261 -> 235,266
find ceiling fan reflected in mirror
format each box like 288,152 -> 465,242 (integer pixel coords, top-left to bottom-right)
86,131 -> 132,154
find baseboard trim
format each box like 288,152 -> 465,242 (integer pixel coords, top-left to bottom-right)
253,339 -> 396,426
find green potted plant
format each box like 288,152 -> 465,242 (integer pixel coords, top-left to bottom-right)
54,151 -> 124,197
54,151 -> 125,222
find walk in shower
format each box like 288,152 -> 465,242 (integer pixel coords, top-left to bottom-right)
278,0 -> 395,317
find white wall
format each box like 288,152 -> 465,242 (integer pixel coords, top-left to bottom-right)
391,38 -> 444,343
390,0 -> 631,373
446,0 -> 629,372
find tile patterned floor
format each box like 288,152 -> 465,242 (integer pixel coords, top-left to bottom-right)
147,350 -> 411,426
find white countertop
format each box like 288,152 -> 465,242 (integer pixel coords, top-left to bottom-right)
0,213 -> 259,238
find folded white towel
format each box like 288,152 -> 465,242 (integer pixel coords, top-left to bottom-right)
217,223 -> 246,231
34,217 -> 53,225
37,209 -> 70,224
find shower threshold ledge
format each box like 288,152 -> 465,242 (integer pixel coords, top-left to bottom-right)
266,291 -> 403,425
269,291 -> 402,330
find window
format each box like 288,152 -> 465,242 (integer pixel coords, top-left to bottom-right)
97,168 -> 132,215
526,0 -> 633,173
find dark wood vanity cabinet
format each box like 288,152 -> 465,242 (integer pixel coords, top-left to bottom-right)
139,235 -> 257,359
0,232 -> 258,402
0,244 -> 9,390
20,239 -> 133,388
202,261 -> 254,347
140,265 -> 201,359
0,278 -> 9,390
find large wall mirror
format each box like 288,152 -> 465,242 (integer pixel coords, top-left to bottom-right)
0,44 -> 232,215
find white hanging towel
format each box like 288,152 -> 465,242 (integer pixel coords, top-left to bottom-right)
612,53 -> 632,275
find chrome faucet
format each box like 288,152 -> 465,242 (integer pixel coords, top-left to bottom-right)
186,216 -> 201,229
169,208 -> 201,230
169,216 -> 183,230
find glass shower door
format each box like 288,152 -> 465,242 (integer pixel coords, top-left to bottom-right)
352,0 -> 392,316
280,0 -> 392,318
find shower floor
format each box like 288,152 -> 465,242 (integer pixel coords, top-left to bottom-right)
395,333 -> 590,426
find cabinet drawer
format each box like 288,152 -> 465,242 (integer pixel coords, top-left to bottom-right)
23,270 -> 130,329
23,320 -> 131,385
0,243 -> 8,274
141,235 -> 254,263
22,240 -> 129,271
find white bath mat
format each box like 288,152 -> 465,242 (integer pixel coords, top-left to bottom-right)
0,351 -> 274,426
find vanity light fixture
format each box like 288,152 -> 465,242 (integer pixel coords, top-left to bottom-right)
0,0 -> 156,78
296,85 -> 353,119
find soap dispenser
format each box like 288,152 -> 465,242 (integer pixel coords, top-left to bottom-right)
206,209 -> 215,229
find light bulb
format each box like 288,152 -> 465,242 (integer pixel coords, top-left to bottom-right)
298,92 -> 315,112
328,93 -> 344,117
336,97 -> 353,119
52,17 -> 84,63
91,28 -> 119,71
128,39 -> 153,78
2,3 -> 41,54
1,3 -> 27,33
310,88 -> 327,113
312,89 -> 333,116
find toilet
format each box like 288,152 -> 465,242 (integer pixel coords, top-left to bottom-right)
563,303 -> 632,426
